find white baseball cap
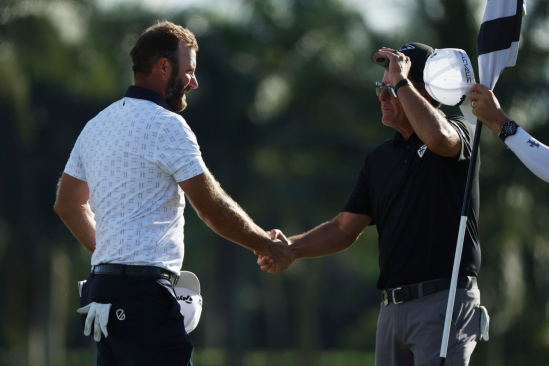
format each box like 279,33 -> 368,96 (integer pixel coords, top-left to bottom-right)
174,271 -> 202,333
423,48 -> 476,106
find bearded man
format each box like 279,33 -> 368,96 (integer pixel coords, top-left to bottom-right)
54,21 -> 293,366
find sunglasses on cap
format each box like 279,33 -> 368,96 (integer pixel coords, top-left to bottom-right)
375,82 -> 397,98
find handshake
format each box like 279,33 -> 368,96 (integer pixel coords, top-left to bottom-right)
255,229 -> 295,274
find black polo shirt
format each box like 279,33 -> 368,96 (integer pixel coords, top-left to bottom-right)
343,115 -> 480,290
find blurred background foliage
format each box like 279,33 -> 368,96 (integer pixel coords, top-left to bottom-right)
1,0 -> 549,365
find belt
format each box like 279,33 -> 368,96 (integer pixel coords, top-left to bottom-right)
382,276 -> 477,306
92,264 -> 179,285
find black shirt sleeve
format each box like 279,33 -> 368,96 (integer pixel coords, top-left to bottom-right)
445,115 -> 474,163
341,155 -> 375,224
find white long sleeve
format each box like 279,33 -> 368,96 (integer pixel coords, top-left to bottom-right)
505,127 -> 549,183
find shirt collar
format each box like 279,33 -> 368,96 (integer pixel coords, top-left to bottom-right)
124,85 -> 173,112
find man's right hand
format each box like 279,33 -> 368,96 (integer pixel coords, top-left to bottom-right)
257,229 -> 295,274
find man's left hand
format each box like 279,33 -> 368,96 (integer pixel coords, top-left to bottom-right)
470,83 -> 510,133
378,47 -> 411,85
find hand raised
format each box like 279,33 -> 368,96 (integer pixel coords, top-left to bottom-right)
377,47 -> 411,85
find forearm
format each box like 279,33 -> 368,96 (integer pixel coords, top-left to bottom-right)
56,203 -> 96,253
398,85 -> 459,155
196,183 -> 270,254
204,198 -> 270,253
180,171 -> 271,253
289,220 -> 357,259
505,127 -> 549,183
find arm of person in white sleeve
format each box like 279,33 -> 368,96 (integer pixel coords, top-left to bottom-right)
470,83 -> 549,183
504,128 -> 549,183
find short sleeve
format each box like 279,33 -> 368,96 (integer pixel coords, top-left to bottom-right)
342,155 -> 375,223
64,135 -> 87,181
155,116 -> 207,182
446,115 -> 474,163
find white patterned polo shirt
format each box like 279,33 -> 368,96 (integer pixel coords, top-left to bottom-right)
64,86 -> 207,274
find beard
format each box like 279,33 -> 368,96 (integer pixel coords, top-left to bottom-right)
165,63 -> 187,112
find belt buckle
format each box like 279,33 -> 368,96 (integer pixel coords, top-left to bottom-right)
392,287 -> 403,305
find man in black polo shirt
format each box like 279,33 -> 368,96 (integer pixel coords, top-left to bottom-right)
258,43 -> 481,365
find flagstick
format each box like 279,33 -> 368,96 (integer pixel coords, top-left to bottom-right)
439,119 -> 483,366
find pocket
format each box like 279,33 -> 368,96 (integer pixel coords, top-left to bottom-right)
156,279 -> 183,322
450,290 -> 480,332
156,279 -> 177,299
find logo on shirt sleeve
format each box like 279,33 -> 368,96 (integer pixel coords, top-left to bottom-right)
417,145 -> 427,158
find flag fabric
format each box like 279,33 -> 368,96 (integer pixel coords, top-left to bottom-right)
477,0 -> 525,89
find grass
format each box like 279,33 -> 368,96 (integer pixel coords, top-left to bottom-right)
0,348 -> 375,366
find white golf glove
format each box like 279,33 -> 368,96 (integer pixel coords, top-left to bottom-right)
479,305 -> 490,341
77,302 -> 112,342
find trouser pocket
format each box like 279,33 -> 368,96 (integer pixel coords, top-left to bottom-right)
450,289 -> 480,332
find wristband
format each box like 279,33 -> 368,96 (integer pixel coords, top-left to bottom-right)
394,78 -> 411,96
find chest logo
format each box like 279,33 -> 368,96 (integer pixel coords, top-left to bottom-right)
417,145 -> 427,158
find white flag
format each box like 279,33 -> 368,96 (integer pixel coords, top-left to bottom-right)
477,0 -> 525,89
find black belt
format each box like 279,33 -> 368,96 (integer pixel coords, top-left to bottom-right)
382,276 -> 477,306
92,264 -> 179,285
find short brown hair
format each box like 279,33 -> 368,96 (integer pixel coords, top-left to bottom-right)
130,21 -> 198,75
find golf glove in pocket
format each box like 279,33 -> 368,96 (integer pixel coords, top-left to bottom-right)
479,305 -> 490,341
77,302 -> 112,342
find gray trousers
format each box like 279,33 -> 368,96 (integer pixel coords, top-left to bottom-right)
375,288 -> 481,366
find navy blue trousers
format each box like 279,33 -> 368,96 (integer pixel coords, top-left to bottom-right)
80,272 -> 194,366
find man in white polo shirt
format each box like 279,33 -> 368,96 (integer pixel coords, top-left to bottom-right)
470,83 -> 549,183
54,21 -> 292,366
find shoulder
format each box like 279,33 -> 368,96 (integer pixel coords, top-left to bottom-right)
155,112 -> 200,148
163,112 -> 190,128
446,114 -> 474,133
160,113 -> 196,136
79,100 -> 121,135
445,114 -> 476,146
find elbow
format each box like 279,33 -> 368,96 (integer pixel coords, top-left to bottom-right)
54,200 -> 77,220
54,201 -> 65,217
196,207 -> 225,229
343,236 -> 357,250
423,134 -> 445,151
199,214 -> 217,228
